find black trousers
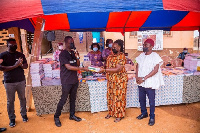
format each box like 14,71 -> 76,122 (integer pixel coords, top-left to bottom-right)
54,83 -> 79,118
138,86 -> 155,119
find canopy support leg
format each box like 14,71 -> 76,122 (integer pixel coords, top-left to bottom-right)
26,17 -> 45,111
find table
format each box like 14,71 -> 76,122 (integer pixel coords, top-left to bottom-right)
32,82 -> 91,116
31,75 -> 200,115
183,75 -> 200,103
87,75 -> 184,113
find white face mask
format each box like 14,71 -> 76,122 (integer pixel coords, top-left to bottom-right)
183,50 -> 187,53
125,56 -> 128,58
108,43 -> 113,48
93,47 -> 98,52
58,45 -> 63,50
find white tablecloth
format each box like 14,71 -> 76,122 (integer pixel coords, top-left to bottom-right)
87,75 -> 184,113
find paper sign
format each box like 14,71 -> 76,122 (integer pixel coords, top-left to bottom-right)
137,30 -> 163,51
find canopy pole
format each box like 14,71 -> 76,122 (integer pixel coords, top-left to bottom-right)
123,30 -> 125,53
86,32 -> 88,52
26,17 -> 45,111
198,27 -> 200,53
123,11 -> 132,53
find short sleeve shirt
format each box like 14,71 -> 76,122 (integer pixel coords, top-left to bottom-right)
87,51 -> 103,67
102,48 -> 111,58
0,51 -> 27,83
59,50 -> 78,85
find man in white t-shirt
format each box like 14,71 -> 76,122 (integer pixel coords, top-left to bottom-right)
135,39 -> 164,126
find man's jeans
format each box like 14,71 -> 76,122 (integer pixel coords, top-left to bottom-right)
4,80 -> 27,120
138,86 -> 155,119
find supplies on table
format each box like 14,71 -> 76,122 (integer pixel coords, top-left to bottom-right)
161,68 -> 186,76
81,71 -> 93,78
30,60 -> 45,87
43,61 -> 57,78
41,77 -> 61,86
83,55 -> 91,67
197,61 -> 200,72
42,58 -> 53,62
127,71 -> 135,80
184,54 -> 200,71
52,68 -> 60,78
193,71 -> 200,75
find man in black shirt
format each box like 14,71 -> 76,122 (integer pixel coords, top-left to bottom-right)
0,39 -> 28,128
178,48 -> 189,66
54,36 -> 88,127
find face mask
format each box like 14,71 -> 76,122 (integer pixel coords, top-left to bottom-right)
108,43 -> 113,48
143,47 -> 149,52
9,45 -> 17,52
93,47 -> 98,52
112,48 -> 118,54
58,45 -> 63,50
183,50 -> 187,53
70,43 -> 75,49
125,56 -> 128,58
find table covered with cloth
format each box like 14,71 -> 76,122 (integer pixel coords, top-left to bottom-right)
87,75 -> 185,113
32,82 -> 91,116
31,75 -> 200,115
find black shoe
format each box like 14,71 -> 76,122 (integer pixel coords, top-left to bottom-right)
54,117 -> 61,127
136,114 -> 148,120
0,128 -> 7,132
22,115 -> 28,122
148,118 -> 155,126
9,119 -> 16,128
69,115 -> 82,122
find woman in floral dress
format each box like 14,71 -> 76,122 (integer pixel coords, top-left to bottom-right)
87,43 -> 103,67
99,39 -> 128,122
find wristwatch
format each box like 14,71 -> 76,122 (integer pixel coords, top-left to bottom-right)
142,77 -> 145,81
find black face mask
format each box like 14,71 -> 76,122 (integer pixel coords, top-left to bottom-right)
70,43 -> 76,50
143,47 -> 149,52
9,45 -> 17,52
112,48 -> 118,54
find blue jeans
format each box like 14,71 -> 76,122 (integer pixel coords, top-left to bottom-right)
138,86 -> 155,119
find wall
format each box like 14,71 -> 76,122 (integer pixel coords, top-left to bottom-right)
105,31 -> 195,60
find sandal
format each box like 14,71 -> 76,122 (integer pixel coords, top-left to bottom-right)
105,114 -> 111,119
114,117 -> 123,123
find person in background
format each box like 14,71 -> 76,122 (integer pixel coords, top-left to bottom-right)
125,53 -> 134,66
135,39 -> 164,126
87,43 -> 103,67
0,39 -> 28,128
102,39 -> 113,61
178,48 -> 189,66
99,39 -> 128,123
53,43 -> 64,62
54,36 -> 88,127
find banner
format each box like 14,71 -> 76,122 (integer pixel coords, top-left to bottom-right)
137,30 -> 163,51
78,32 -> 83,43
